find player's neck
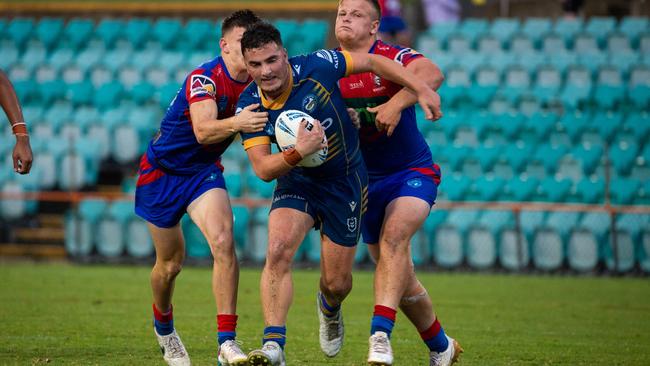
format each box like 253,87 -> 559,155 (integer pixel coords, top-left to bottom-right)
340,37 -> 376,53
222,56 -> 249,83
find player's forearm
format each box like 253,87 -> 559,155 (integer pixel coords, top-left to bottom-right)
368,55 -> 428,99
194,117 -> 237,144
0,72 -> 24,125
251,152 -> 294,182
390,61 -> 444,110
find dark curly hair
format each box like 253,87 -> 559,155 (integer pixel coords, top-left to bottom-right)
222,9 -> 262,35
241,22 -> 283,55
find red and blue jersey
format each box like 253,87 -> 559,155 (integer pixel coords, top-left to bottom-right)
238,50 -> 364,180
338,40 -> 434,180
146,56 -> 251,174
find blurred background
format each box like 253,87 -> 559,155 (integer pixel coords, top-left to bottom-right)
0,0 -> 649,274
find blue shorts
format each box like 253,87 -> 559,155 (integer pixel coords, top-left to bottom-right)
379,16 -> 408,35
134,154 -> 227,228
270,168 -> 368,247
362,165 -> 441,244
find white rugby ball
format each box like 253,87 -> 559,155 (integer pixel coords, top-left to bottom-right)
275,109 -> 328,167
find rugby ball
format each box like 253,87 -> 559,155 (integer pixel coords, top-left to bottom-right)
275,109 -> 328,167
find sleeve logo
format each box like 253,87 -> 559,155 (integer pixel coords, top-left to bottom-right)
189,74 -> 217,98
315,50 -> 340,69
394,48 -> 420,65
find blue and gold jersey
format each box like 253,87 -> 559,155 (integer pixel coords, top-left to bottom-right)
238,50 -> 363,180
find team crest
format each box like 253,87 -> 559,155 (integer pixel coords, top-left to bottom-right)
407,178 -> 422,188
302,95 -> 317,113
190,74 -> 216,98
347,217 -> 358,232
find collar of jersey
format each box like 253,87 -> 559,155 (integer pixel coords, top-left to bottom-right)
259,65 -> 293,110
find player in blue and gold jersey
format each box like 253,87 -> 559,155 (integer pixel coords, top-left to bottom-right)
237,22 -> 441,366
133,10 -> 266,366
336,1 -> 462,365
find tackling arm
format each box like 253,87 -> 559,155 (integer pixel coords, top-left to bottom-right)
189,100 -> 268,144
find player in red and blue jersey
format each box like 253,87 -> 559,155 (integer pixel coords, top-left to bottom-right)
336,1 -> 462,365
134,10 -> 266,366
237,22 -> 441,366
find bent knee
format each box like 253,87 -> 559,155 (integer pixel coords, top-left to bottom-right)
158,261 -> 183,280
321,274 -> 353,297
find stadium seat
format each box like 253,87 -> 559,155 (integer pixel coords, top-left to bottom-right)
182,19 -> 216,51
489,18 -> 520,47
124,18 -> 152,48
300,19 -> 328,50
447,34 -> 472,56
531,66 -> 561,105
126,217 -> 154,258
609,140 -> 639,176
63,18 -> 95,50
532,227 -> 564,271
458,18 -> 489,46
560,66 -> 593,110
499,66 -> 531,104
609,178 -> 640,205
572,143 -> 603,176
476,34 -> 502,55
537,176 -> 572,202
94,81 -> 124,111
628,65 -> 650,109
40,79 -> 67,106
59,152 -> 88,190
438,66 -> 470,107
97,200 -> 134,257
466,226 -> 497,269
103,48 -> 131,73
231,204 -> 250,257
181,215 -> 211,259
248,207 -> 269,263
0,181 -> 30,220
553,18 -> 583,47
112,124 -> 140,164
469,66 -> 499,108
152,18 -> 183,48
606,32 -> 632,53
639,230 -> 650,273
619,16 -> 648,46
503,143 -> 535,175
585,16 -> 617,47
433,224 -> 464,269
425,21 -> 459,48
603,214 -> 640,272
574,177 -> 605,204
541,32 -> 568,54
35,17 -> 64,50
522,18 -> 552,48
6,18 -> 34,47
223,172 -> 242,198
567,227 -> 599,272
532,143 -> 568,175
411,227 -> 432,266
65,198 -> 108,256
439,174 -> 471,201
67,80 -> 95,106
473,144 -> 502,173
416,34 -> 442,58
128,81 -> 156,105
593,66 -> 625,110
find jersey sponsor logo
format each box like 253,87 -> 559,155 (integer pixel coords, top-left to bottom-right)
190,74 -> 217,98
272,193 -> 306,203
349,80 -> 365,89
394,48 -> 420,65
302,94 -> 317,113
407,178 -> 422,188
347,217 -> 358,232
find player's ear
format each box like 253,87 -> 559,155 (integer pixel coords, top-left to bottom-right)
220,38 -> 228,53
370,20 -> 379,35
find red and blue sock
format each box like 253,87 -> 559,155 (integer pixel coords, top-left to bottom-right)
217,314 -> 237,345
370,305 -> 397,338
318,292 -> 340,318
263,326 -> 286,349
153,303 -> 174,336
420,318 -> 449,353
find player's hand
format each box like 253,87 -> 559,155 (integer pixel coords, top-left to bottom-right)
347,108 -> 361,129
295,118 -> 326,157
13,136 -> 33,174
236,103 -> 268,133
367,101 -> 403,137
416,87 -> 443,122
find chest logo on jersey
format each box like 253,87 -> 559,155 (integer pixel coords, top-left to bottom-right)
302,95 -> 317,113
349,80 -> 364,90
190,74 -> 216,98
407,178 -> 423,188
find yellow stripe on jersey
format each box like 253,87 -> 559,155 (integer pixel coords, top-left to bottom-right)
341,50 -> 354,77
260,65 -> 294,110
243,136 -> 271,150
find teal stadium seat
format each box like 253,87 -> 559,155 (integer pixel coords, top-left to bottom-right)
489,18 -> 520,47
182,19 -> 215,51
63,18 -> 95,50
64,198 -> 107,257
532,228 -> 565,271
94,81 -> 124,111
606,32 -> 632,53
476,34 -> 502,55
609,178 -> 640,205
585,16 -> 617,47
7,18 -> 34,48
126,215 -> 154,258
502,143 -> 534,175
426,21 -> 459,49
509,34 -> 535,55
609,141 -> 639,176
521,18 -> 552,48
619,17 -> 648,46
560,66 -> 593,110
438,66 -> 470,107
96,18 -> 124,47
505,175 -> 539,202
470,66 -> 499,108
103,49 -> 131,73
248,207 -> 269,263
538,177 -> 572,202
609,50 -> 639,77
485,52 -> 517,74
223,172 -> 242,198
467,210 -> 512,269
40,79 -> 66,105
575,177 -> 605,204
300,19 -> 328,50
97,200 -> 134,257
35,17 -> 64,50
459,18 -> 489,45
181,215 -> 211,259
124,18 -> 152,48
553,18 -> 583,47
500,66 -> 531,104
67,80 -> 94,106
152,18 -> 183,49
605,213 -> 642,272
628,65 -> 650,109
128,81 -> 155,104
593,66 -> 625,110
541,32 -> 568,54
474,145 -> 502,173
232,204 -> 250,257
573,32 -> 600,55
572,143 -> 603,176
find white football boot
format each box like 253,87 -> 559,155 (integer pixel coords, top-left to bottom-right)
247,341 -> 286,366
429,335 -> 463,366
217,339 -> 247,366
317,294 -> 344,357
367,331 -> 393,365
155,329 -> 191,366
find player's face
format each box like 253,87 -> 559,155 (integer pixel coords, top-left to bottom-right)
335,0 -> 379,45
244,41 -> 290,99
221,26 -> 247,69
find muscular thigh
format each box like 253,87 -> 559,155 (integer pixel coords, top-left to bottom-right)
187,187 -> 233,243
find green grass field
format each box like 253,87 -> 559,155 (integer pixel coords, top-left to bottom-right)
1,262 -> 649,365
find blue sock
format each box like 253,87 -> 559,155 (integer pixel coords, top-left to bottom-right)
319,292 -> 340,318
370,305 -> 397,338
263,326 -> 286,349
153,304 -> 174,336
420,319 -> 449,353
